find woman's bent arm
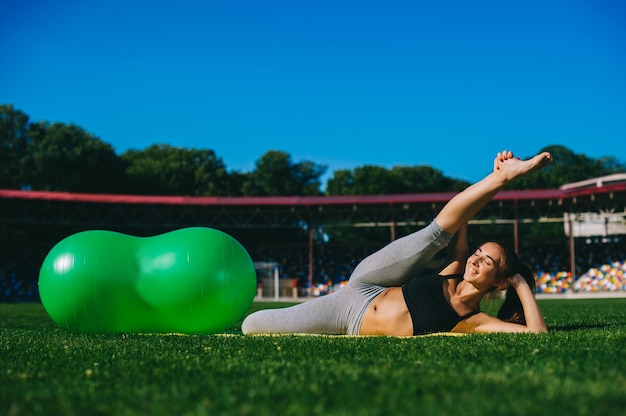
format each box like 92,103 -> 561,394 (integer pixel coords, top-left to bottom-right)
510,274 -> 548,333
464,276 -> 548,333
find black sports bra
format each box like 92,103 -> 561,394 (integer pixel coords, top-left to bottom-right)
401,274 -> 480,335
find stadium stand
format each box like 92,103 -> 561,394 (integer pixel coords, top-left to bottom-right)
0,239 -> 625,302
0,249 -> 43,302
1,178 -> 625,301
250,239 -> 626,296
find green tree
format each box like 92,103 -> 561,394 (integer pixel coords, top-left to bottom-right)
242,151 -> 326,196
326,164 -> 469,195
190,149 -> 232,196
0,105 -> 31,189
21,122 -> 125,193
227,171 -> 251,196
597,155 -> 626,173
325,169 -> 354,195
353,165 -> 396,195
389,165 -> 469,194
326,165 -> 394,195
121,144 -> 231,196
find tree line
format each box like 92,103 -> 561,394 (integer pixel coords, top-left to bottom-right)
2,104 -> 624,196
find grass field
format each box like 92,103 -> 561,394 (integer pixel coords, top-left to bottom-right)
1,299 -> 625,416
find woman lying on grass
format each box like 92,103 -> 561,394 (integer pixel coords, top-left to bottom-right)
242,150 -> 551,336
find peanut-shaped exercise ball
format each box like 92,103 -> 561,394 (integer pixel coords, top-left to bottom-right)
38,227 -> 256,333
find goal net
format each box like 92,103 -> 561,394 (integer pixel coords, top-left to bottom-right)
253,261 -> 281,300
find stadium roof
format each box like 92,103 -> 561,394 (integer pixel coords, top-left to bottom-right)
1,180 -> 625,232
559,173 -> 626,191
0,187 -> 570,206
3,178 -> 626,206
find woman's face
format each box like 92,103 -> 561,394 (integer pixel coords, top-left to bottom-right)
464,242 -> 504,290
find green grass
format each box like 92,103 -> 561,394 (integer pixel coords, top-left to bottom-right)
1,299 -> 626,416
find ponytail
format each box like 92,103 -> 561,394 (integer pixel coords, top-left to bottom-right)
489,243 -> 537,325
497,263 -> 537,324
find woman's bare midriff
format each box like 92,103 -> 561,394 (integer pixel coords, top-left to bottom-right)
359,287 -> 413,336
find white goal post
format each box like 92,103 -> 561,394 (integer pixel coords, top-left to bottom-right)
253,261 -> 281,300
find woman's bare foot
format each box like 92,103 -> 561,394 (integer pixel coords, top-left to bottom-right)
494,151 -> 553,182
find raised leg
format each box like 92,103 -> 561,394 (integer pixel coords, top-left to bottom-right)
434,150 -> 552,234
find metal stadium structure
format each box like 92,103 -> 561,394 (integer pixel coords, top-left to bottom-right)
1,174 -> 625,287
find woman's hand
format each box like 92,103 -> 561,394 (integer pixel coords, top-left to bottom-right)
507,273 -> 528,290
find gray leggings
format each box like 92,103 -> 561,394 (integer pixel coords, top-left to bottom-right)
241,221 -> 453,335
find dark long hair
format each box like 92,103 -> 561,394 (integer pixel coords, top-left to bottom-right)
490,243 -> 537,325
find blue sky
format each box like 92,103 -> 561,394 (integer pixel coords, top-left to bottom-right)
2,0 -> 625,185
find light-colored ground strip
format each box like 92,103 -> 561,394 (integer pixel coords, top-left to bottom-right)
229,332 -> 467,338
134,332 -> 468,338
536,291 -> 626,300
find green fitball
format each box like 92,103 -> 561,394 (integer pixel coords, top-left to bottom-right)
38,227 -> 256,333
